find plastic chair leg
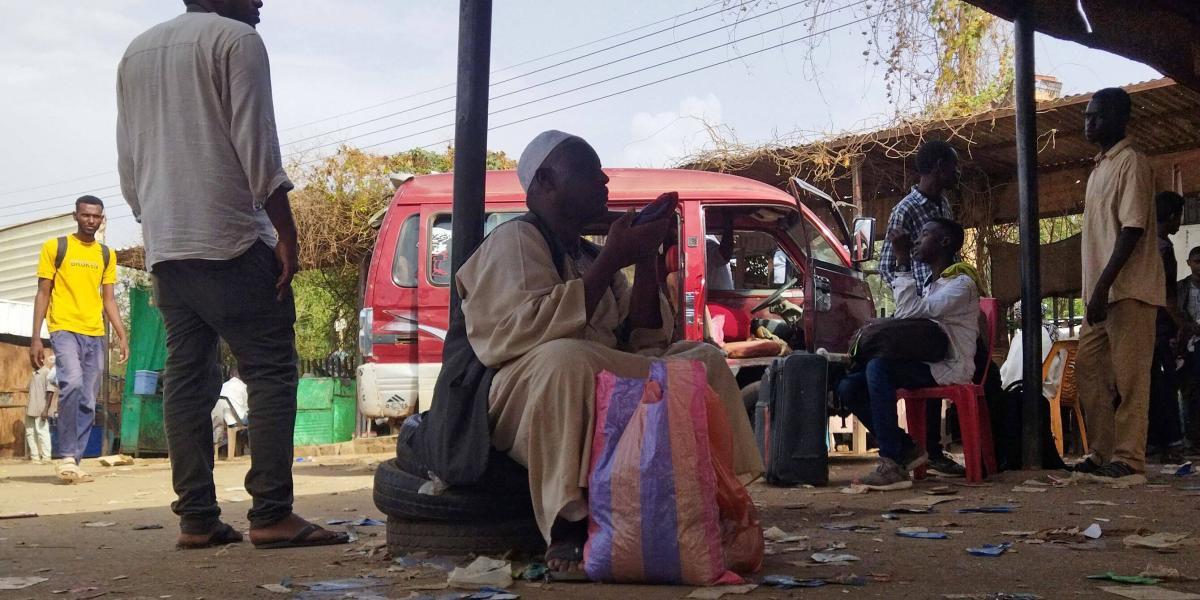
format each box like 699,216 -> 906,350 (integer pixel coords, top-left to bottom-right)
1050,392 -> 1065,456
975,392 -> 997,478
953,392 -> 983,483
904,398 -> 929,480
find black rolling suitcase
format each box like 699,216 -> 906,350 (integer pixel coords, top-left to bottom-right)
755,352 -> 829,486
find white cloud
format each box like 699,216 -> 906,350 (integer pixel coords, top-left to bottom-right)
622,94 -> 722,168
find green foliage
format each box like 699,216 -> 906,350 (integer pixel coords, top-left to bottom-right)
927,0 -> 1013,117
289,146 -> 516,358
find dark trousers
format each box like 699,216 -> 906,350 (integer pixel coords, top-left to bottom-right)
1182,349 -> 1200,444
837,358 -> 938,462
1148,336 -> 1185,449
153,242 -> 298,534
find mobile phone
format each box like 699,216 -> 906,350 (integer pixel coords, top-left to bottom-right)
633,194 -> 676,225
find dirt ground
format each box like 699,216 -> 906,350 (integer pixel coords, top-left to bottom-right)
2,454 -> 1200,600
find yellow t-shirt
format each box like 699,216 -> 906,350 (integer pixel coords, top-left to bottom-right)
36,235 -> 116,337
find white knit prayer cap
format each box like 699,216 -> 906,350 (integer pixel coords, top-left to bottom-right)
517,130 -> 585,192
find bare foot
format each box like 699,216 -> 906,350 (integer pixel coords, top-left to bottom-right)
249,513 -> 349,549
176,522 -> 243,549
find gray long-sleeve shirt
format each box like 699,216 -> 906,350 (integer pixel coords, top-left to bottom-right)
117,11 -> 292,269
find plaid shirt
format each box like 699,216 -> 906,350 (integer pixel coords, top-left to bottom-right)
879,186 -> 953,296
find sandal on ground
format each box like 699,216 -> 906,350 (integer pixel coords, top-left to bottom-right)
55,461 -> 94,484
176,522 -> 244,550
252,523 -> 350,550
544,540 -> 589,581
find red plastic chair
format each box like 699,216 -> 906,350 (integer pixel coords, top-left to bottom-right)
896,297 -> 1000,483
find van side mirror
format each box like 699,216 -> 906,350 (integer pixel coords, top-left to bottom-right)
851,217 -> 876,263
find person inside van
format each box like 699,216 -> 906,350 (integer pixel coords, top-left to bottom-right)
454,130 -> 763,573
836,218 -> 981,490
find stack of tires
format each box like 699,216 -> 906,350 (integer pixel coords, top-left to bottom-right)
373,443 -> 546,555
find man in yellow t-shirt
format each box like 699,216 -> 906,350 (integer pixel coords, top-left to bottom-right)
30,196 -> 129,483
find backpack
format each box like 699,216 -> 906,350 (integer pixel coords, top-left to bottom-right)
403,212 -> 570,486
53,235 -> 112,274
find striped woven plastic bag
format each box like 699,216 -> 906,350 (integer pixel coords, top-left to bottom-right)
584,359 -> 762,585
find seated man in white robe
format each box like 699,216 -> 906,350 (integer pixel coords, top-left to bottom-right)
456,130 -> 763,572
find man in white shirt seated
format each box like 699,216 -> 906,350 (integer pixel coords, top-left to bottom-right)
211,370 -> 249,449
836,218 -> 981,490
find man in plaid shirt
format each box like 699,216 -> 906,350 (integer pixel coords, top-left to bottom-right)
878,140 -> 967,477
879,140 -> 959,295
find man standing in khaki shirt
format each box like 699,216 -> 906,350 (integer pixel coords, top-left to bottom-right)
1074,87 -> 1165,483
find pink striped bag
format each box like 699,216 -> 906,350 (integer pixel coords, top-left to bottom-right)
584,359 -> 761,585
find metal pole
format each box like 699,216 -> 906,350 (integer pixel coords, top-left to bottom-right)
1014,0 -> 1043,469
449,0 -> 492,319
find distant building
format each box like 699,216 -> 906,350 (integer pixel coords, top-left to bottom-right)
0,213 -> 78,303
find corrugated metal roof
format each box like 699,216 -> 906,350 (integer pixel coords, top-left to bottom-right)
688,78 -> 1200,223
0,299 -> 48,339
0,213 -> 78,303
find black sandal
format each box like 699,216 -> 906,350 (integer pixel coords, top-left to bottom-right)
176,522 -> 244,550
252,522 -> 350,550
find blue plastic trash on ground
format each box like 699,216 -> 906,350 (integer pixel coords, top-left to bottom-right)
957,506 -> 1016,514
967,542 -> 1013,557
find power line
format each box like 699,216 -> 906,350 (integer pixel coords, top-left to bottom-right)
330,7 -> 899,159
278,0 -> 741,133
0,170 -> 118,198
288,0 -> 867,159
1,1 -> 748,211
283,0 -> 816,147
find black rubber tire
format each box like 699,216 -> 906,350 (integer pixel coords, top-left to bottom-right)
386,516 -> 545,556
373,458 -> 534,522
394,438 -> 531,496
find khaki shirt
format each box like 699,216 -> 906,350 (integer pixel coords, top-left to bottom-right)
1081,138 -> 1165,308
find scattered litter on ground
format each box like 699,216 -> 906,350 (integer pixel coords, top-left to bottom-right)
894,496 -> 959,509
1084,524 -> 1104,539
1088,572 -> 1161,585
951,481 -> 994,488
394,554 -> 458,573
1012,486 -> 1047,493
897,529 -> 949,539
830,511 -> 855,518
1138,565 -> 1197,581
98,455 -> 134,467
811,552 -> 860,564
1161,463 -> 1193,477
325,517 -> 385,526
0,512 -> 38,520
518,563 -> 549,581
1097,586 -> 1200,599
1123,531 -> 1192,550
763,526 -> 807,543
841,484 -> 871,494
882,513 -> 899,520
299,577 -> 390,592
924,486 -> 958,495
826,574 -> 869,586
762,575 -> 825,588
957,506 -> 1016,514
83,521 -> 116,528
967,543 -> 1012,557
942,594 -> 1042,600
0,577 -> 48,590
686,583 -> 758,598
260,583 -> 291,593
821,523 -> 880,533
447,557 -> 513,590
1001,530 -> 1038,537
463,587 -> 520,599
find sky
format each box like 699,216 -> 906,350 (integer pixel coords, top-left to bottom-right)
0,0 -> 1159,249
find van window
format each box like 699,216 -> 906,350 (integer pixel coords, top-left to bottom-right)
709,231 -> 797,290
789,218 -> 843,265
392,214 -> 419,287
429,212 -> 523,286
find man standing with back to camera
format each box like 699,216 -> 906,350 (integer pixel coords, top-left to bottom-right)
117,0 -> 347,549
